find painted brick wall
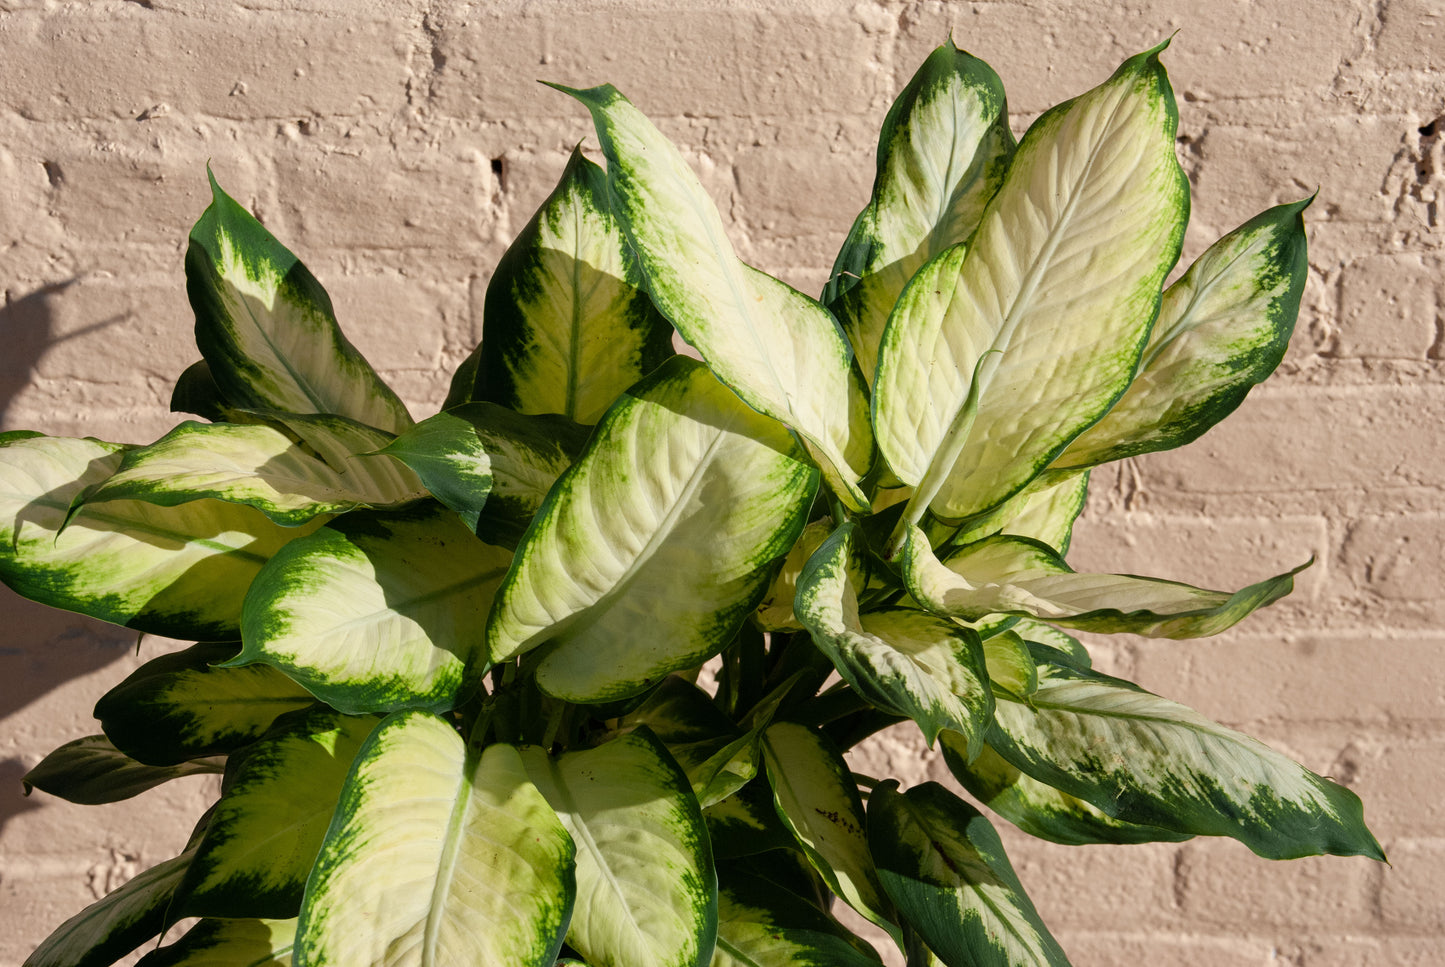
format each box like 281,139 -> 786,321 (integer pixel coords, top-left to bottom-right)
1,1 -> 1441,964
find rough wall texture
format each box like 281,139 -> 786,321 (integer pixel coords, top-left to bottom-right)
0,1 -> 1441,964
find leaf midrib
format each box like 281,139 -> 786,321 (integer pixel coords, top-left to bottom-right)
540,754 -> 652,958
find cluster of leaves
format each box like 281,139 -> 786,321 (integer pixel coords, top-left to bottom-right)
9,39 -> 1382,967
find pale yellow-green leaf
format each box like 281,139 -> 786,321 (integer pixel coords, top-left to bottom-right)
238,508 -> 512,715
521,728 -> 715,967
297,713 -> 575,967
827,40 -> 1014,384
0,433 -> 320,640
898,524 -> 1304,639
87,420 -> 424,526
873,47 -> 1188,522
1053,197 -> 1310,471
761,722 -> 900,950
487,357 -> 816,702
555,83 -> 873,510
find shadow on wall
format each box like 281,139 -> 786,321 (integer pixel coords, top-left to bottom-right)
0,280 -> 142,836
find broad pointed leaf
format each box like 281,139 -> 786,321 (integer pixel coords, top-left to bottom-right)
136,917 -> 296,967
940,736 -> 1188,846
979,631 -> 1036,701
521,727 -> 716,967
760,722 -> 900,948
25,847 -> 196,967
940,471 -> 1090,556
96,641 -> 316,766
22,734 -> 223,805
188,170 -> 412,434
711,869 -> 882,967
463,146 -> 674,423
173,707 -> 382,920
298,712 -> 575,967
0,433 -> 320,639
899,525 -> 1305,638
379,402 -> 589,543
868,781 -> 1070,967
826,40 -> 1014,383
86,419 -> 424,527
987,653 -> 1384,860
488,356 -> 817,702
794,523 -> 992,752
236,507 -> 512,715
873,46 -> 1189,522
554,83 -> 873,510
1053,198 -> 1310,471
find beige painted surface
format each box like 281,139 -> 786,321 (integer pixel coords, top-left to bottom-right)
1,1 -> 1441,964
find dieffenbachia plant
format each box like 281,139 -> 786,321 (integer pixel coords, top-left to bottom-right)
10,39 -> 1381,967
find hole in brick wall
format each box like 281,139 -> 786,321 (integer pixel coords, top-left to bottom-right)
1419,118 -> 1439,138
491,157 -> 506,192
41,161 -> 63,187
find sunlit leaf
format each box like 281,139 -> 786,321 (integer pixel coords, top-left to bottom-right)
461,146 -> 674,424
488,357 -> 816,702
297,712 -> 575,967
827,39 -> 1014,384
521,727 -> 715,967
188,170 -> 412,434
553,83 -> 873,510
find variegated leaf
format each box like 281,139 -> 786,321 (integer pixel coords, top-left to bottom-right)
96,641 -> 316,766
136,917 -> 296,967
25,847 -> 196,967
236,507 -> 512,715
553,83 -> 873,510
753,518 -> 836,633
188,170 -> 412,434
711,869 -> 882,967
22,734 -> 223,805
170,359 -> 238,423
939,470 -> 1090,556
794,523 -> 992,752
521,727 -> 715,967
0,433 -> 319,639
173,707 -> 382,920
761,722 -> 900,949
1052,198 -> 1310,471
873,46 -> 1188,524
86,419 -> 424,527
1008,618 -> 1091,668
487,356 -> 816,702
868,781 -> 1070,967
826,39 -> 1014,383
980,630 -> 1036,701
898,525 -> 1304,638
987,653 -> 1384,859
298,713 -> 575,967
940,736 -> 1189,846
379,402 -> 589,543
462,145 -> 674,423
704,780 -> 796,860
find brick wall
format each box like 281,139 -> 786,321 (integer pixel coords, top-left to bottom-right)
1,1 -> 1441,964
